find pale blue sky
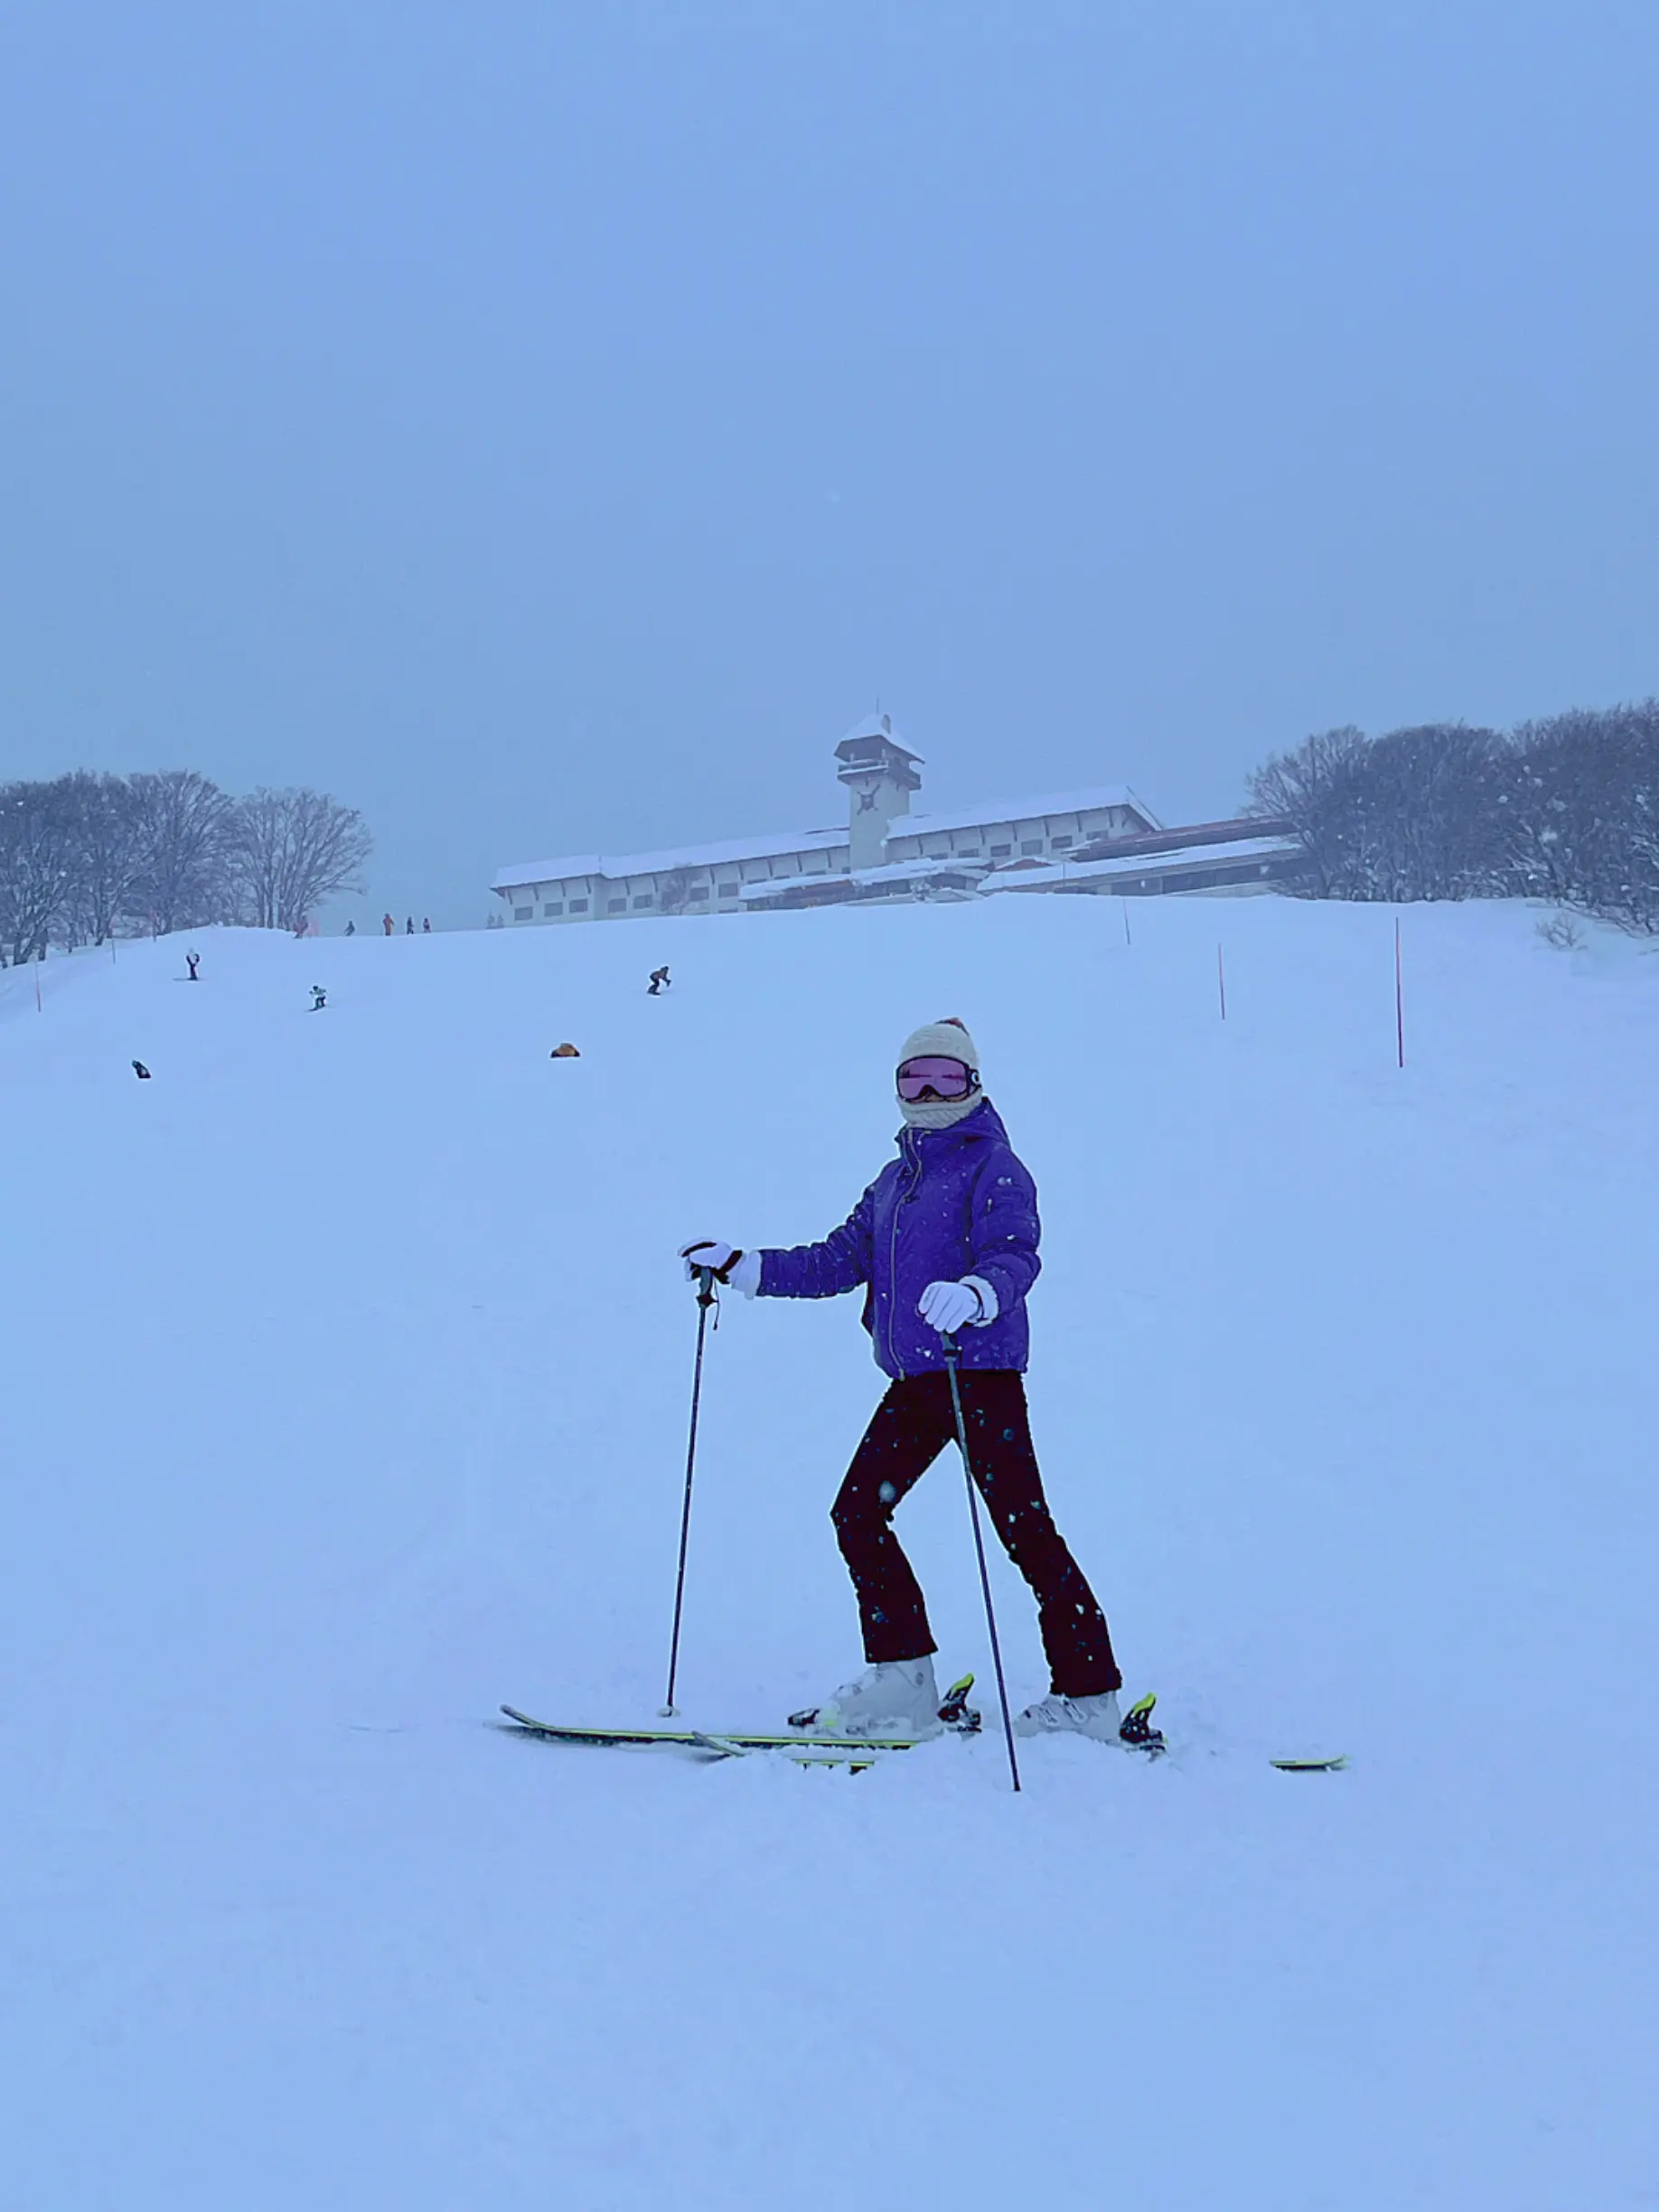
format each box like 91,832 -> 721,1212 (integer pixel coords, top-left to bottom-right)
5,2 -> 1656,924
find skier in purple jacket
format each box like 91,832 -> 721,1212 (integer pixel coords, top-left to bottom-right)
681,1017 -> 1124,1743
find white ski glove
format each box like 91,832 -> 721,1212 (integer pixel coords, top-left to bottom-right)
679,1240 -> 762,1296
918,1278 -> 998,1335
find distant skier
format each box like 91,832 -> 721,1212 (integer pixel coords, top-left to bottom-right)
647,965 -> 670,996
680,1018 -> 1125,1743
382,914 -> 395,937
550,1041 -> 581,1058
344,921 -> 355,936
406,917 -> 415,935
423,917 -> 431,933
309,985 -> 326,1012
132,1059 -> 151,1080
185,952 -> 200,981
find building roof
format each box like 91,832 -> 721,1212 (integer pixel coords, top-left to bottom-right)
492,783 -> 1161,893
492,825 -> 848,892
740,854 -> 978,903
837,711 -> 921,763
893,786 -> 1160,840
1074,813 -> 1293,862
978,833 -> 1303,894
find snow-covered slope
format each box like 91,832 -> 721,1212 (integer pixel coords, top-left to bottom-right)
4,898 -> 1655,2209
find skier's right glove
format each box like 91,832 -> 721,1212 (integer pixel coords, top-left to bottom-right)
680,1239 -> 745,1286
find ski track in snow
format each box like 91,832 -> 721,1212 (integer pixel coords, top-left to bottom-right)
3,900 -> 1656,2208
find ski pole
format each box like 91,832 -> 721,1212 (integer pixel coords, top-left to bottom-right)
942,1336 -> 1021,1793
661,1265 -> 717,1715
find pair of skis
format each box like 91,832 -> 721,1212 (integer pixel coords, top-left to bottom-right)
500,1676 -> 1171,1769
499,1686 -> 1347,1773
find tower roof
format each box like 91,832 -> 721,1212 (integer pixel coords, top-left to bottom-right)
835,711 -> 923,768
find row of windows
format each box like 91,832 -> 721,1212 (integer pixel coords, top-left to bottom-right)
891,833 -> 1074,864
515,886 -> 748,921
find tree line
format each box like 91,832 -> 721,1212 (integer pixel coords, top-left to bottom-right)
1248,700 -> 1659,929
0,770 -> 371,964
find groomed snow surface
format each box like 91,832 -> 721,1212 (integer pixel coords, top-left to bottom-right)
4,895 -> 1655,2210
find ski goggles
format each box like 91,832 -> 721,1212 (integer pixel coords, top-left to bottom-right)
895,1055 -> 979,1101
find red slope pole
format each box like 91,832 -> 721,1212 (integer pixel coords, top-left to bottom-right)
1217,942 -> 1227,1021
1395,918 -> 1404,1068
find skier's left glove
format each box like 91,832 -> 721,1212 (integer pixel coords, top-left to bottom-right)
918,1278 -> 998,1335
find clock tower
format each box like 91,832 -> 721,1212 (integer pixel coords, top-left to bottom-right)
835,714 -> 923,872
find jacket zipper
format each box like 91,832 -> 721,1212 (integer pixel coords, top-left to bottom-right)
887,1129 -> 918,1375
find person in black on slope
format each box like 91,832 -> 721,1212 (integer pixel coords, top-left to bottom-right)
133,1060 -> 151,1079
648,965 -> 670,996
185,952 -> 200,981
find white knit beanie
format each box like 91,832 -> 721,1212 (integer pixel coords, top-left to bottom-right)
896,1017 -> 983,1129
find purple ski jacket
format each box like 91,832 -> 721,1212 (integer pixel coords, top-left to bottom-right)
756,1101 -> 1040,1379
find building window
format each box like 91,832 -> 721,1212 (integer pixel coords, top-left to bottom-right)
513,906 -> 532,921
607,897 -> 626,914
1050,836 -> 1073,851
569,898 -> 589,914
633,895 -> 654,909
989,843 -> 1012,858
543,902 -> 562,917
956,846 -> 981,858
717,882 -> 739,899
1020,839 -> 1044,856
688,884 -> 708,900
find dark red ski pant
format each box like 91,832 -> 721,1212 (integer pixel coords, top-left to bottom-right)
830,1369 -> 1121,1700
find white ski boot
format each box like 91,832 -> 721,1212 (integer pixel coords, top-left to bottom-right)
815,1656 -> 942,1740
1013,1689 -> 1124,1743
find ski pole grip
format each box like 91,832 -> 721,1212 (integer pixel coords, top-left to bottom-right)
942,1333 -> 961,1361
694,1265 -> 717,1308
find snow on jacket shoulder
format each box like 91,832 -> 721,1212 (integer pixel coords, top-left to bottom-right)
756,1101 -> 1040,1378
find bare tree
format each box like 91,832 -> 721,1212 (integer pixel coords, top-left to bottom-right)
1248,702 -> 1659,923
0,780 -> 77,964
126,771 -> 236,933
58,772 -> 143,946
656,867 -> 692,915
227,787 -> 372,931
1504,702 -> 1659,930
1345,724 -> 1509,901
1250,723 -> 1510,903
1245,727 -> 1369,895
